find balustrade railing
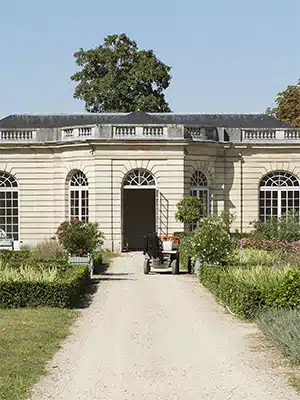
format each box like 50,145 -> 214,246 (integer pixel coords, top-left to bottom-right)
0,130 -> 35,140
242,129 -> 300,142
243,130 -> 276,140
62,126 -> 95,139
143,126 -> 164,136
114,126 -> 136,136
284,130 -> 300,140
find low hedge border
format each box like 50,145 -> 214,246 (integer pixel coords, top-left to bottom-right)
0,264 -> 90,308
199,264 -> 300,320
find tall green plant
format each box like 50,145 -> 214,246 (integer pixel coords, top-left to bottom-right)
191,214 -> 234,265
251,211 -> 300,241
175,196 -> 203,225
56,219 -> 104,256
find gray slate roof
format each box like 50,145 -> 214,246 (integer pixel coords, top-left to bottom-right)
0,112 -> 293,129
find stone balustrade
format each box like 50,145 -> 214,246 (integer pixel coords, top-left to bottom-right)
62,126 -> 95,139
1,126 -> 300,144
0,130 -> 36,141
242,129 -> 300,142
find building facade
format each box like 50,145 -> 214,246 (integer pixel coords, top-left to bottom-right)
0,111 -> 299,251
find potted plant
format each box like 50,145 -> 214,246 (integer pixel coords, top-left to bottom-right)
56,218 -> 104,274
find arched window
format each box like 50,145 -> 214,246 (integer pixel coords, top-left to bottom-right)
190,171 -> 210,216
123,169 -> 156,187
259,171 -> 300,221
0,172 -> 19,240
69,171 -> 88,222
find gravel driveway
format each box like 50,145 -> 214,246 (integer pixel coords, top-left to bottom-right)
30,253 -> 299,400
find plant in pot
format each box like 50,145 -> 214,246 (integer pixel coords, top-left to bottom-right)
56,218 -> 104,269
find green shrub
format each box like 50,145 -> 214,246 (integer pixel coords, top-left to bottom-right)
199,264 -> 265,319
0,250 -> 31,264
30,238 -> 65,261
251,211 -> 300,242
199,264 -> 300,319
0,264 -> 89,308
175,196 -> 203,225
56,219 -> 104,256
191,214 -> 233,265
258,308 -> 300,363
231,248 -> 282,267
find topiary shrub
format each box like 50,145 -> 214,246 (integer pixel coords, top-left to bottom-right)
175,196 -> 203,226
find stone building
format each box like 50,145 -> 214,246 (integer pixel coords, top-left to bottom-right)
0,110 -> 299,251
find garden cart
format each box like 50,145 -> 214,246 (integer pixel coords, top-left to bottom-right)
143,232 -> 180,275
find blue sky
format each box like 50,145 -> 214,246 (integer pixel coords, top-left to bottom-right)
0,0 -> 299,117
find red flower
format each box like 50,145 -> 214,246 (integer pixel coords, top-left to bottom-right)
79,248 -> 83,253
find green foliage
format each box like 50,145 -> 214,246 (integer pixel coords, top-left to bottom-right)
199,264 -> 265,319
0,264 -> 89,308
231,248 -> 283,268
258,308 -> 300,363
251,211 -> 300,241
0,262 -> 58,282
71,33 -> 172,113
266,79 -> 300,127
178,232 -> 194,271
0,250 -> 69,272
199,264 -> 300,319
175,196 -> 203,225
56,219 -> 104,256
191,214 -> 234,265
30,239 -> 65,261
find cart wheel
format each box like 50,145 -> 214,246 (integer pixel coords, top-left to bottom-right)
144,258 -> 150,274
172,255 -> 180,275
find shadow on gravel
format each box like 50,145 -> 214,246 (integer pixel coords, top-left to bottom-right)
92,276 -> 137,281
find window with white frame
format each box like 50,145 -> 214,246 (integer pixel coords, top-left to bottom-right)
123,169 -> 156,187
189,170 -> 210,230
190,171 -> 210,215
69,171 -> 89,222
259,171 -> 300,221
0,172 -> 19,240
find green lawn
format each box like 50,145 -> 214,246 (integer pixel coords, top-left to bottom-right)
0,308 -> 78,400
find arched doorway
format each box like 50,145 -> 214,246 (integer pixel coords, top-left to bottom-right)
122,169 -> 156,251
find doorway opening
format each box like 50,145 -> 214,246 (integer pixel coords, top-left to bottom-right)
122,169 -> 156,251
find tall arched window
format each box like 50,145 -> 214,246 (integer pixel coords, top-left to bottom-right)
259,171 -> 300,221
0,172 -> 19,240
190,171 -> 210,216
69,171 -> 88,222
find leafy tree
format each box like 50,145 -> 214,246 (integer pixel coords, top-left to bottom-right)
175,196 -> 203,225
71,33 -> 172,113
266,79 -> 300,127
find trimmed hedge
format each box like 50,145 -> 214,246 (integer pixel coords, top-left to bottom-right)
199,264 -> 300,320
0,264 -> 90,308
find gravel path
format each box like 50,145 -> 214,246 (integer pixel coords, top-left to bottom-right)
30,253 -> 299,400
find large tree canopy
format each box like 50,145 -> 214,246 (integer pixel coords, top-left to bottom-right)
266,79 -> 300,127
71,33 -> 172,113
